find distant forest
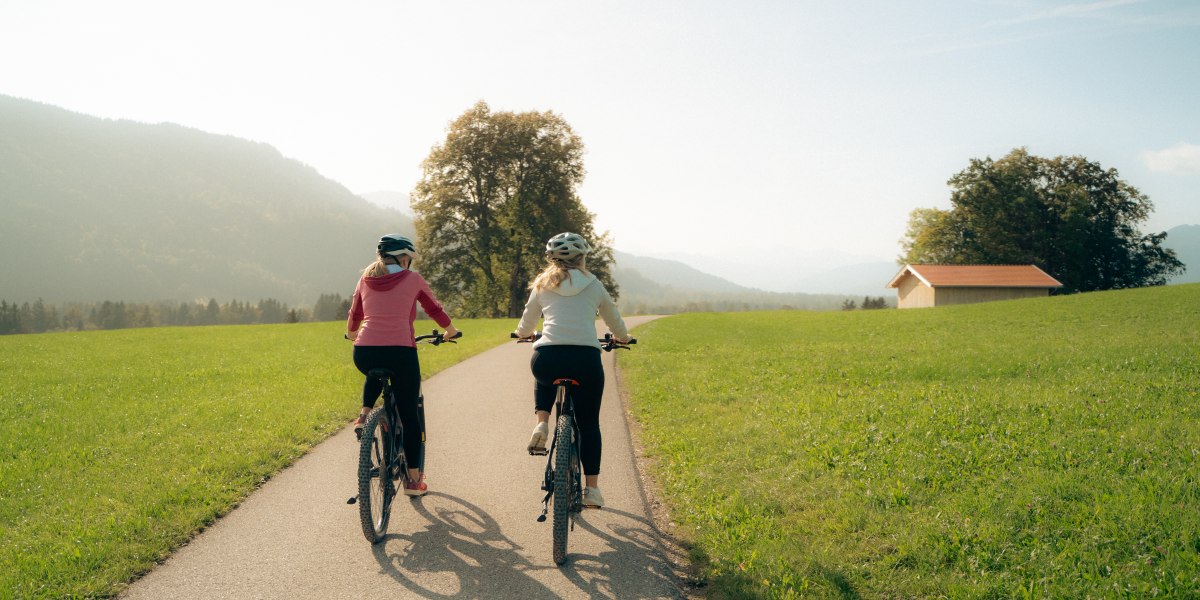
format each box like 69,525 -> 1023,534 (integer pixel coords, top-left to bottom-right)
0,294 -> 350,335
0,290 -> 894,335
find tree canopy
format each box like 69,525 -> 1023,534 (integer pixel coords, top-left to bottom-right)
412,101 -> 616,318
900,148 -> 1184,294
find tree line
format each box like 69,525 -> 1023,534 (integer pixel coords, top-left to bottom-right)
0,297 -> 342,335
842,297 -> 890,311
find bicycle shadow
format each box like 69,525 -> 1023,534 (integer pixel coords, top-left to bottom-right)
368,493 -> 682,599
369,492 -> 557,599
564,507 -> 685,599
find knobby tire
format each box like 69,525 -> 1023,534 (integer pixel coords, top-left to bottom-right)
552,413 -> 574,565
357,408 -> 394,544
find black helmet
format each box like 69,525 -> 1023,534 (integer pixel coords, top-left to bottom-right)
378,234 -> 418,258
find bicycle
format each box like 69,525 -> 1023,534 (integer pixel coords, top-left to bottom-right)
349,329 -> 460,544
512,332 -> 636,565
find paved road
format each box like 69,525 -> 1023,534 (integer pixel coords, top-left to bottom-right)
121,316 -> 684,599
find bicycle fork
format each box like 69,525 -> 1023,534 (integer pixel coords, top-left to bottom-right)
535,431 -> 583,528
536,433 -> 557,523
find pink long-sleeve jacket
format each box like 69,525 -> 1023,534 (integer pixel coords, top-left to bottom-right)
346,270 -> 451,347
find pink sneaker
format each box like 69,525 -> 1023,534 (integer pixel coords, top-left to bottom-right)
404,475 -> 428,497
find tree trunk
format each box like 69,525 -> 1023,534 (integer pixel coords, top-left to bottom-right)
507,246 -> 526,318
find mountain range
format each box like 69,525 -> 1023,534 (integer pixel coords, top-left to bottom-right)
611,251 -> 868,312
360,190 -> 413,216
1,94 -> 1194,310
1,94 -> 414,305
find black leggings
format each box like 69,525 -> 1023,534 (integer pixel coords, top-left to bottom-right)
531,345 -> 604,476
354,345 -> 423,471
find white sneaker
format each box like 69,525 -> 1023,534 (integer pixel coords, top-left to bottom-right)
582,486 -> 604,509
527,422 -> 549,454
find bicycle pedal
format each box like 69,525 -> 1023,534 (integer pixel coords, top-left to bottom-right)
528,448 -> 548,456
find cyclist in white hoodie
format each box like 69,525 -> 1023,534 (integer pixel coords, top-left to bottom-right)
515,232 -> 630,508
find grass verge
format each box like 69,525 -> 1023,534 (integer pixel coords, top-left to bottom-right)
0,318 -> 511,598
620,284 -> 1200,598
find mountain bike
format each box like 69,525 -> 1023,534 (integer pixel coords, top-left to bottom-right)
351,329 -> 460,544
512,332 -> 635,565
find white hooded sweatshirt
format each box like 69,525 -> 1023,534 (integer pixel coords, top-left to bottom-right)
516,269 -> 629,349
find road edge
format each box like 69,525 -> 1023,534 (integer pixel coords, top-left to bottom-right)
613,317 -> 707,599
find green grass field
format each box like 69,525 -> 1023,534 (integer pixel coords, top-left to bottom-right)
620,284 -> 1200,598
0,319 -> 512,599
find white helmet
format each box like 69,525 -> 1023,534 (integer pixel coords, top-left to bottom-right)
545,232 -> 590,260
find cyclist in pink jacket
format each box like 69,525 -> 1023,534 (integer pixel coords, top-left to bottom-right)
346,234 -> 458,496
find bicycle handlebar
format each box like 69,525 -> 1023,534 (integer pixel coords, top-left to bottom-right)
345,329 -> 462,345
511,331 -> 636,352
599,332 -> 636,351
416,329 -> 462,345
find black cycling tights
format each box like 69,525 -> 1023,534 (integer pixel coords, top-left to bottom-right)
354,345 -> 423,471
531,345 -> 604,476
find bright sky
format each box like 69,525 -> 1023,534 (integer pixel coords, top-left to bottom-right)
2,0 -> 1198,288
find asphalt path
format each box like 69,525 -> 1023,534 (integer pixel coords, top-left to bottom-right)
121,316 -> 685,599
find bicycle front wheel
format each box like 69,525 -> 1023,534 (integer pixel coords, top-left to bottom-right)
357,408 -> 393,543
552,413 -> 574,565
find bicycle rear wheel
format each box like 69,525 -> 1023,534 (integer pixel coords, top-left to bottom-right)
552,413 -> 574,565
357,408 -> 393,543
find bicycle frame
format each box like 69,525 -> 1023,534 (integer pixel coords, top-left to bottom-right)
355,368 -> 412,543
539,380 -> 584,513
371,369 -> 417,485
354,329 -> 455,544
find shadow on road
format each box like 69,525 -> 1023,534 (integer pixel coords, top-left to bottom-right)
563,507 -> 684,599
369,493 -> 682,599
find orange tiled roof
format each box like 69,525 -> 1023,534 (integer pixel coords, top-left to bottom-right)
887,264 -> 1063,288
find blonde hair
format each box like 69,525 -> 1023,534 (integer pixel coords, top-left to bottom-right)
531,255 -> 589,291
361,254 -> 408,278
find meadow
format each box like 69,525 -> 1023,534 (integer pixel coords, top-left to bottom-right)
5,287 -> 1198,599
620,284 -> 1200,598
0,319 -> 513,598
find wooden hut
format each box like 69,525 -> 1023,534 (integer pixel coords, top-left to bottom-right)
887,264 -> 1063,308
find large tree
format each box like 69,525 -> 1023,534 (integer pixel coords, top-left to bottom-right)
900,148 -> 1184,293
412,102 -> 617,318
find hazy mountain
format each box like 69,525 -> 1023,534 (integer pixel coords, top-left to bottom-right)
791,261 -> 904,296
1165,224 -> 1200,284
359,190 -> 412,216
0,95 -> 415,305
611,250 -> 881,312
613,250 -> 749,294
657,248 -> 895,294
